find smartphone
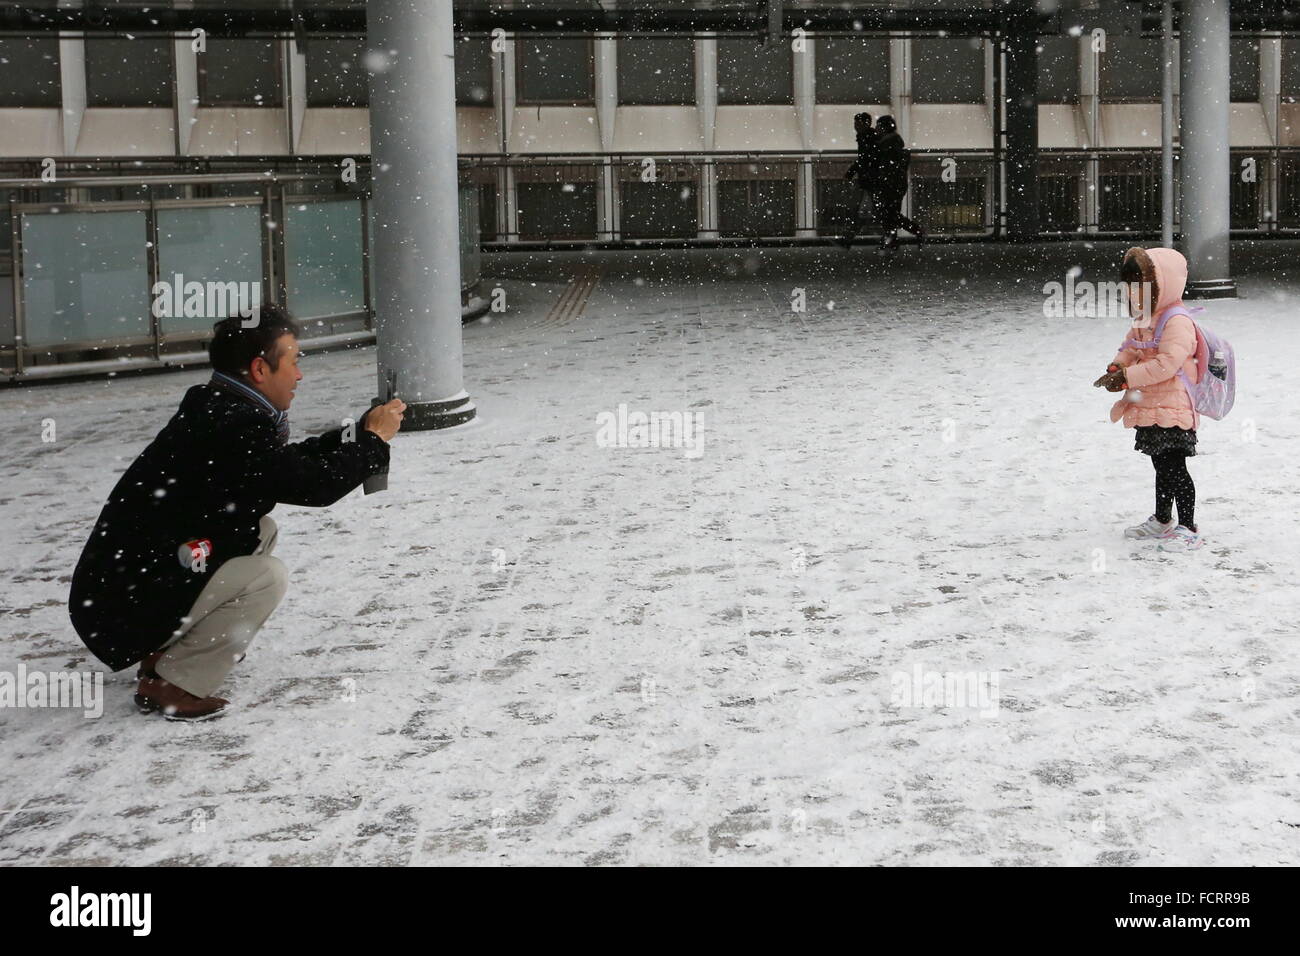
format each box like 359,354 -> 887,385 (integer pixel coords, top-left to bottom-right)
362,369 -> 398,496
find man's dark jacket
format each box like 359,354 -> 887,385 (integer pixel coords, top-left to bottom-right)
873,130 -> 911,195
68,382 -> 389,671
845,128 -> 879,189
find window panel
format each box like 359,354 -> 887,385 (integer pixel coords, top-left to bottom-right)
517,182 -> 597,239
456,36 -> 493,106
1037,36 -> 1078,104
1230,37 -> 1260,103
912,38 -> 984,104
199,38 -> 282,107
719,179 -> 795,236
1099,36 -> 1160,101
517,38 -> 593,105
307,37 -> 367,107
617,37 -> 695,105
86,37 -> 173,107
621,181 -> 697,238
718,38 -> 792,105
815,37 -> 890,104
1285,38 -> 1300,99
0,37 -> 60,108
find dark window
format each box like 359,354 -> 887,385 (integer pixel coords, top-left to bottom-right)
1230,37 -> 1260,103
717,38 -> 792,105
456,36 -> 494,106
620,180 -> 697,238
1230,170 -> 1260,228
0,38 -> 60,107
1037,36 -> 1079,104
516,182 -> 597,239
1038,176 -> 1082,232
719,179 -> 796,236
816,176 -> 861,236
912,38 -> 984,104
85,37 -> 174,107
1285,39 -> 1300,100
912,176 -> 986,232
516,38 -> 593,105
199,39 -> 282,107
306,37 -> 367,107
1099,36 -> 1160,101
617,37 -> 695,105
815,37 -> 890,104
477,182 -> 497,241
1279,156 -> 1300,223
1099,170 -> 1162,230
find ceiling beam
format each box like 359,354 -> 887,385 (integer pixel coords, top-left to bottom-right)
0,2 -> 1296,38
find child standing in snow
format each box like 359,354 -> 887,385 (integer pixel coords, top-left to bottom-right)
1093,246 -> 1203,552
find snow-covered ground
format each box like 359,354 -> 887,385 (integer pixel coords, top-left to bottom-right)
2,241 -> 1298,866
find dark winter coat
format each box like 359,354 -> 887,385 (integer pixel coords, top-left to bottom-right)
68,382 -> 389,671
845,129 -> 880,189
873,130 -> 911,196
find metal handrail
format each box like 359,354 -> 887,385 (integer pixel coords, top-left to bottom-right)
0,172 -> 343,189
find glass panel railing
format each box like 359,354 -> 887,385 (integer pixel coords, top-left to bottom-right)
20,208 -> 150,348
284,197 -> 366,324
155,203 -> 264,338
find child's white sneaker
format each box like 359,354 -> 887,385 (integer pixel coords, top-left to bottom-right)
1158,525 -> 1204,552
1124,515 -> 1176,540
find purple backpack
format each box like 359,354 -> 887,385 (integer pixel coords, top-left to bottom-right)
1122,305 -> 1236,421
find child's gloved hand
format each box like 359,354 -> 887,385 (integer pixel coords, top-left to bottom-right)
1092,364 -> 1127,392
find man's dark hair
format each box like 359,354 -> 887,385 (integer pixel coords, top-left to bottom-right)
208,303 -> 300,377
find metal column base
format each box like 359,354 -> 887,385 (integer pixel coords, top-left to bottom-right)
403,393 -> 477,430
1183,279 -> 1238,300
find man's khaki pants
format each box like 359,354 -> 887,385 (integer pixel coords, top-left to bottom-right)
155,516 -> 288,698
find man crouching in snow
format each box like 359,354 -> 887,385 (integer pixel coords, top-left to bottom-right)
68,306 -> 406,721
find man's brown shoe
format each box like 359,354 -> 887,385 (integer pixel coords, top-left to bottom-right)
134,676 -> 228,722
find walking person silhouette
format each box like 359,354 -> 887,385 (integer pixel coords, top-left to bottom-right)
835,112 -> 879,249
871,115 -> 926,250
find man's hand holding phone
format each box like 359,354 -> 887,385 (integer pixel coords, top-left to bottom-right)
364,399 -> 406,442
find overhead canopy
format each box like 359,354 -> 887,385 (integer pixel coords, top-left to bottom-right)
1,1 -> 1296,38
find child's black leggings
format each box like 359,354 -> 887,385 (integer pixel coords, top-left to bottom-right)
1152,452 -> 1196,531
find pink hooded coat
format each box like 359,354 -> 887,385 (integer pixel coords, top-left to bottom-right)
1109,246 -> 1199,431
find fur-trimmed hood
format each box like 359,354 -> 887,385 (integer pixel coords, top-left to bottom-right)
1122,246 -> 1188,321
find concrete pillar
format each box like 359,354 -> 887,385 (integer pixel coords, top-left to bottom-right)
286,37 -> 307,153
58,34 -> 85,156
366,0 -> 475,428
595,32 -> 617,240
890,35 -> 909,143
1080,33 -> 1099,230
794,33 -> 816,237
1179,0 -> 1236,297
174,34 -> 198,155
1161,0 -> 1175,247
494,35 -> 519,241
1260,38 -> 1282,230
697,35 -> 719,238
1004,22 -> 1039,241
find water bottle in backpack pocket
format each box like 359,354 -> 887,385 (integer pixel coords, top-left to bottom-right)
1183,321 -> 1235,420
